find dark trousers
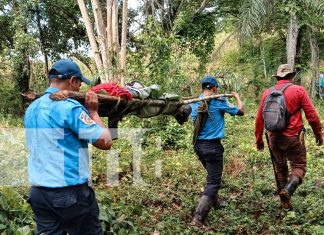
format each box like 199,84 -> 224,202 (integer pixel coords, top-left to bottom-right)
269,134 -> 307,182
28,183 -> 102,235
194,139 -> 224,200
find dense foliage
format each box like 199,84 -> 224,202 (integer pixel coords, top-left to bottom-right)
0,0 -> 323,234
0,102 -> 324,234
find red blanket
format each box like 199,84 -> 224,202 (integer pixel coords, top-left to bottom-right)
89,82 -> 132,100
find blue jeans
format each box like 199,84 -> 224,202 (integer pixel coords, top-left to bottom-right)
28,183 -> 102,235
194,139 -> 224,199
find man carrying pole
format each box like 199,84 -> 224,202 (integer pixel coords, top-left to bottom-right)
25,59 -> 112,234
255,64 -> 323,210
190,75 -> 244,227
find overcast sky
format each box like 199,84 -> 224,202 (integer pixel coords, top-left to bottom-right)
128,1 -> 141,10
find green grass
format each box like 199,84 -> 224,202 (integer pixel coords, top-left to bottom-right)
0,101 -> 323,234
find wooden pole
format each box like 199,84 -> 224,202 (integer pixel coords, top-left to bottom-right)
182,94 -> 233,104
22,91 -> 234,106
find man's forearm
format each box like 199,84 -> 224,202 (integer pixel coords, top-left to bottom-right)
89,111 -> 113,149
236,98 -> 244,115
89,111 -> 107,128
309,120 -> 322,136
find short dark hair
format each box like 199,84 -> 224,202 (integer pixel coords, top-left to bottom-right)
276,73 -> 294,81
48,69 -> 69,84
48,69 -> 74,82
48,68 -> 58,75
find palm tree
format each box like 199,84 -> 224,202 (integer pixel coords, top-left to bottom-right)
302,0 -> 324,97
237,0 -> 324,97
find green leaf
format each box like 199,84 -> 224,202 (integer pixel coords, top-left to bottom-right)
0,223 -> 7,230
315,226 -> 324,234
16,225 -> 31,235
99,207 -> 109,222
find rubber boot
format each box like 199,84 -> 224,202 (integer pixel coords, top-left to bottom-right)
191,195 -> 214,227
279,175 -> 301,210
278,181 -> 287,207
213,192 -> 226,210
278,181 -> 287,192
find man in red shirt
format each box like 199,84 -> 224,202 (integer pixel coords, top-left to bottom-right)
255,64 -> 323,210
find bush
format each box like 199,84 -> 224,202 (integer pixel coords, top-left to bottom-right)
0,81 -> 23,116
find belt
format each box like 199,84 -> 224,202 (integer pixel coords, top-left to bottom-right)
196,138 -> 221,143
31,182 -> 88,191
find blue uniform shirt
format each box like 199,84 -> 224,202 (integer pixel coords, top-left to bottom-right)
24,87 -> 104,187
321,74 -> 324,88
190,95 -> 239,140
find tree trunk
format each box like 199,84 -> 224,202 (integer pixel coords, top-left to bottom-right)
112,0 -> 119,52
77,0 -> 130,84
106,0 -> 113,81
286,11 -> 298,67
195,0 -> 210,14
77,0 -> 103,73
259,39 -> 267,79
210,32 -> 235,63
309,27 -> 319,99
16,50 -> 30,93
35,6 -> 49,75
112,0 -> 120,83
151,0 -> 155,17
107,1 -> 113,57
91,0 -> 109,82
167,0 -> 173,32
11,0 -> 30,115
119,0 -> 128,85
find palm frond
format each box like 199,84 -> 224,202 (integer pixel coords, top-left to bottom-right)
301,0 -> 324,15
237,0 -> 273,42
300,0 -> 324,28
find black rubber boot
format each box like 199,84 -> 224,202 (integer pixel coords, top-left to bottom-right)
191,195 -> 214,227
278,181 -> 287,192
213,193 -> 226,210
279,175 -> 301,210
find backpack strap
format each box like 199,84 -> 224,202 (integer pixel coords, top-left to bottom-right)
193,100 -> 211,145
270,86 -> 276,92
279,82 -> 293,93
280,82 -> 294,116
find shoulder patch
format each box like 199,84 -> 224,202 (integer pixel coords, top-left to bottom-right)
79,111 -> 95,125
218,96 -> 226,101
226,100 -> 235,108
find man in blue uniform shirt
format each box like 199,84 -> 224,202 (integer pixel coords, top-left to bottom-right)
190,76 -> 244,227
24,59 -> 112,234
320,71 -> 324,98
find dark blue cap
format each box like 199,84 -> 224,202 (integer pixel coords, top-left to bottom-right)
48,59 -> 91,85
201,75 -> 220,88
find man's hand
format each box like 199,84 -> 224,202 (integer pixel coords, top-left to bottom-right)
316,134 -> 323,146
84,91 -> 112,150
256,140 -> 264,151
231,92 -> 244,116
85,91 -> 99,113
313,129 -> 323,146
231,92 -> 240,100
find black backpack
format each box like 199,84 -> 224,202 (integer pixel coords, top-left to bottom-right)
262,83 -> 292,132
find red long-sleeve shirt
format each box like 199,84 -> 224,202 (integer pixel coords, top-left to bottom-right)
255,80 -> 322,145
